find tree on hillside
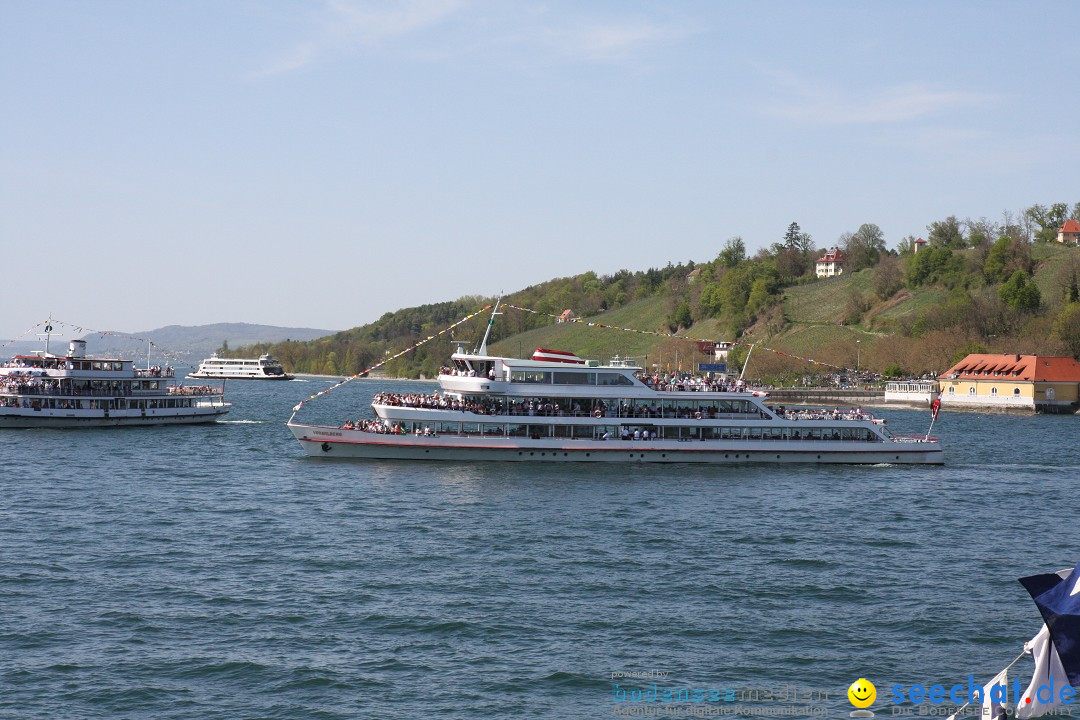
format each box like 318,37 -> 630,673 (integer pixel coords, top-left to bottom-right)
1052,302 -> 1080,357
999,270 -> 1041,311
843,223 -> 886,271
896,235 -> 917,256
773,222 -> 815,280
719,237 -> 746,268
873,256 -> 905,300
965,217 -> 998,256
983,236 -> 1033,283
906,245 -> 964,288
783,222 -> 803,249
928,215 -> 965,248
1025,203 -> 1071,243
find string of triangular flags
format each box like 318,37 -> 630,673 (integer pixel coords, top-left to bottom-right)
46,318 -> 186,362
1,318 -> 184,361
289,305 -> 492,419
501,303 -> 855,374
0,320 -> 48,352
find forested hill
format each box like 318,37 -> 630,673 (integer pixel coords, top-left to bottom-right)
237,205 -> 1080,381
233,263 -> 696,378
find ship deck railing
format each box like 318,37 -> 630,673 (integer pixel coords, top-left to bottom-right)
1,385 -> 221,398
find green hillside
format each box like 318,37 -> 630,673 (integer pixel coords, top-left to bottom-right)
490,297 -> 674,362
783,271 -> 874,324
235,204 -> 1080,379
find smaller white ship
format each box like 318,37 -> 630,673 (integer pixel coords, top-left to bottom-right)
189,354 -> 294,380
1,338 -> 230,428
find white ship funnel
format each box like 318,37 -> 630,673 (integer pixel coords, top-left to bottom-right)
68,340 -> 87,358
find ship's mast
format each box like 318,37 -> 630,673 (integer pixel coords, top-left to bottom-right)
38,318 -> 55,356
476,297 -> 501,355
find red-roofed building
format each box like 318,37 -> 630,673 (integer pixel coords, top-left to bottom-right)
938,353 -> 1080,412
815,247 -> 847,278
1058,219 -> 1080,245
914,237 -> 928,253
557,309 -> 575,323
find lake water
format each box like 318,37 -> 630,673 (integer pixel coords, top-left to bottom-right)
2,376 -> 1077,719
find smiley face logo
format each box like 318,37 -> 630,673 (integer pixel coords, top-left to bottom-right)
848,678 -> 876,709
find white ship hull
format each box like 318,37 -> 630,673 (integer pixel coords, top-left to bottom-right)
288,423 -> 944,464
0,404 -> 229,428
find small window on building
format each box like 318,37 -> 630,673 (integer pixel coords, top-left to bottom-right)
948,386 -> 955,394
1013,388 -> 1020,396
991,387 -> 998,396
968,386 -> 976,395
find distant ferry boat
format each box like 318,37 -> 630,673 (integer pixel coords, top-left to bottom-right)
287,307 -> 943,464
1,340 -> 229,428
189,354 -> 294,380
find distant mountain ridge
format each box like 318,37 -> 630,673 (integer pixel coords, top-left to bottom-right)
3,323 -> 336,361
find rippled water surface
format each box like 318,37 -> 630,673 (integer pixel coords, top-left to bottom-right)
2,377 -> 1078,719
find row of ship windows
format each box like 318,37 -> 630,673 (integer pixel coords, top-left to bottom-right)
392,421 -> 882,442
7,379 -> 162,396
2,397 -> 197,410
509,370 -> 636,386
459,396 -> 761,416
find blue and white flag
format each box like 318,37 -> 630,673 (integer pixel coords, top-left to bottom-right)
1014,563 -> 1080,719
1019,562 -> 1080,685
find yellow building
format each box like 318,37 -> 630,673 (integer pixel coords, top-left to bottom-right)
938,354 -> 1080,413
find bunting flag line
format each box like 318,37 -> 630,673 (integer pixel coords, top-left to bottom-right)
502,303 -> 858,375
45,318 -> 187,362
0,321 -> 47,352
289,305 -> 492,420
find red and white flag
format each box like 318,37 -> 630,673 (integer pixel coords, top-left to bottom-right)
930,394 -> 941,420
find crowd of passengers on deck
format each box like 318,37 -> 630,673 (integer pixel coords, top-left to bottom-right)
636,371 -> 748,393
1,376 -> 216,397
436,363 -> 757,393
341,418 -> 408,433
372,391 -> 771,419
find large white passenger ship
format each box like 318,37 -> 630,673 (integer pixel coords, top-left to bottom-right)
288,314 -> 943,464
1,339 -> 230,428
190,354 -> 294,380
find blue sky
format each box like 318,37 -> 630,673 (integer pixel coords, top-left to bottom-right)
2,1 -> 1078,340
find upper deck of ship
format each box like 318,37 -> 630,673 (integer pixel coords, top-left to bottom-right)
438,349 -> 759,401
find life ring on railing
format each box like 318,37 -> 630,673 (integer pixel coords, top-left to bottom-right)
594,409 -> 602,418
694,411 -> 702,420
